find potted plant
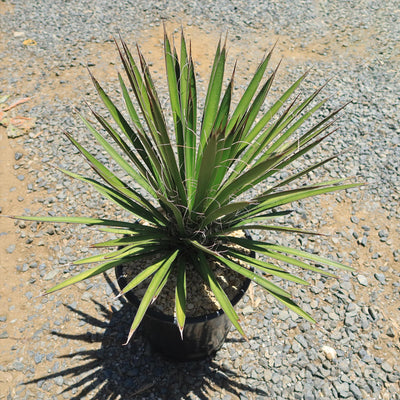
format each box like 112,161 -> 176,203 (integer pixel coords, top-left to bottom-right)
14,30 -> 360,360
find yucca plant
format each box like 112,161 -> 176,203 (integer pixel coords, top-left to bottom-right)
16,31 -> 360,344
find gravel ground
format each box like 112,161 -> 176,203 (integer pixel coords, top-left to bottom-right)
0,1 -> 399,399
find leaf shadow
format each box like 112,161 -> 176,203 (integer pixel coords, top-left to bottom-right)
24,273 -> 269,399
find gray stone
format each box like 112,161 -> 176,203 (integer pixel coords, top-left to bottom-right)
359,236 -> 367,246
43,270 -> 58,281
292,341 -> 302,353
340,280 -> 353,291
368,307 -> 379,321
381,362 -> 393,373
81,292 -> 93,301
334,382 -> 350,398
338,360 -> 350,374
294,334 -> 308,348
263,369 -> 272,382
349,383 -> 363,399
357,275 -> 368,286
6,244 -> 16,254
374,273 -> 386,284
13,361 -> 24,371
294,381 -> 303,392
387,373 -> 399,383
386,327 -> 395,338
378,230 -> 388,238
271,372 -> 280,384
304,391 -> 315,400
360,317 -> 370,330
25,291 -> 33,300
34,353 -> 44,364
54,376 -> 63,386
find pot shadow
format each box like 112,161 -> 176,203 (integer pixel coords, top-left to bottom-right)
25,273 -> 269,399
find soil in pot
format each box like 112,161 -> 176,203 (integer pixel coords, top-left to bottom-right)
115,240 -> 252,361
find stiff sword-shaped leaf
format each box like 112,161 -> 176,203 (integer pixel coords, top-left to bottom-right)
79,112 -> 159,199
124,250 -> 179,344
271,292 -> 316,323
175,257 -> 187,338
225,48 -> 273,133
220,224 -> 321,236
241,71 -> 309,151
193,132 -> 219,212
191,241 -> 292,298
195,251 -> 245,337
88,70 -> 158,181
64,132 -> 153,207
225,250 -> 310,286
13,215 -> 138,228
206,153 -> 282,214
118,74 -> 167,185
216,255 -> 292,298
225,237 -> 354,272
164,32 -> 184,170
45,259 -> 130,294
253,183 -> 362,213
117,257 -> 170,298
72,245 -> 148,265
184,51 -> 198,206
58,164 -> 164,225
199,38 -> 226,157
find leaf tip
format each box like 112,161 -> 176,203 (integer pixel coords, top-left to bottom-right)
178,325 -> 184,340
113,292 -> 123,301
123,329 -> 135,345
0,214 -> 14,219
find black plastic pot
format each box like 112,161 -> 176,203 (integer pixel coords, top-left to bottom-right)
115,261 -> 251,361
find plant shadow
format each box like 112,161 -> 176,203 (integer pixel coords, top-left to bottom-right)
25,273 -> 269,399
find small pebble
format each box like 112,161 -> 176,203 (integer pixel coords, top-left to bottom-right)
349,383 -> 363,399
34,353 -> 44,364
0,331 -> 9,339
6,244 -> 16,254
381,362 -> 393,373
357,275 -> 368,286
350,216 -> 359,224
386,327 -> 395,338
374,273 -> 386,284
378,230 -> 388,238
294,334 -> 308,348
43,270 -> 58,281
387,374 -> 399,383
54,376 -> 64,386
321,345 -> 337,361
359,236 -> 367,246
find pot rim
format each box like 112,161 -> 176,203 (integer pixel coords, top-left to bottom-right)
115,264 -> 251,324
